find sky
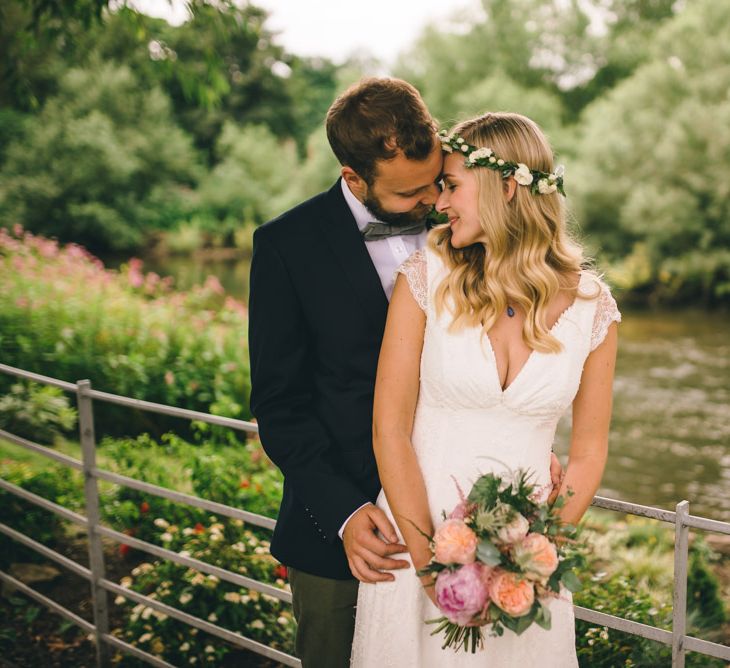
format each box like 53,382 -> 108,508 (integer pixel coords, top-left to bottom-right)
131,0 -> 482,67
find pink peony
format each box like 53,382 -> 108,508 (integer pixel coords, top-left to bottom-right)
513,533 -> 559,580
496,512 -> 530,544
489,569 -> 535,617
435,563 -> 490,625
433,519 -> 478,564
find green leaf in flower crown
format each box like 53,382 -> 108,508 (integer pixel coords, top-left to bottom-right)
561,569 -> 582,593
476,538 -> 501,566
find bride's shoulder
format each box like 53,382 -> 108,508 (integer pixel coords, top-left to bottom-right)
578,271 -> 621,351
395,249 -> 428,311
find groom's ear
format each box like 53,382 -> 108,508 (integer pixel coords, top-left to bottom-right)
342,166 -> 368,201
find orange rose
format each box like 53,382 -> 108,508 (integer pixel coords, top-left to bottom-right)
433,519 -> 478,564
489,569 -> 535,617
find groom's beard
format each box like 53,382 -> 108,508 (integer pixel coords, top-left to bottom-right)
363,191 -> 431,227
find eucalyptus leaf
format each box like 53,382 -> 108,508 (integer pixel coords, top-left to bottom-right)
476,539 -> 501,566
561,569 -> 582,593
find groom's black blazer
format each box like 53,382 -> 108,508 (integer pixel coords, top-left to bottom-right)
248,179 -> 388,580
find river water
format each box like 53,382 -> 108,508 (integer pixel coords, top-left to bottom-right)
144,254 -> 730,521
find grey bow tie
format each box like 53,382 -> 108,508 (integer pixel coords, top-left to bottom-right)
361,220 -> 427,241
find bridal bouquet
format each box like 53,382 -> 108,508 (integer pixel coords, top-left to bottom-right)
416,469 -> 584,652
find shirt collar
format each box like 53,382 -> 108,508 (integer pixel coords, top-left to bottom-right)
341,178 -> 382,232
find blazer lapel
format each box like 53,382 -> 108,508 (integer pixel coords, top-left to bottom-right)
317,180 -> 389,328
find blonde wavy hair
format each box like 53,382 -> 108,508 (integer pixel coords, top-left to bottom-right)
429,112 -> 592,353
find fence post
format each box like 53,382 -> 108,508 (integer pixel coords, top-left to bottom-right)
672,500 -> 689,667
77,379 -> 110,667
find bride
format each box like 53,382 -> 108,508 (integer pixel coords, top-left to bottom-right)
350,112 -> 620,667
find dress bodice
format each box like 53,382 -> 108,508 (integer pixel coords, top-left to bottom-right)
398,247 -> 620,421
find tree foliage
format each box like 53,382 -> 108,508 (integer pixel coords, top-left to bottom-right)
572,0 -> 730,302
0,62 -> 199,252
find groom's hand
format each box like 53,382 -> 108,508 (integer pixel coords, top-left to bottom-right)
343,504 -> 409,583
547,451 -> 565,505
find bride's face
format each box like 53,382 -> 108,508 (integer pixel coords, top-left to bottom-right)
435,154 -> 484,248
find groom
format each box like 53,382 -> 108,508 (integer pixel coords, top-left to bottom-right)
248,78 -> 562,666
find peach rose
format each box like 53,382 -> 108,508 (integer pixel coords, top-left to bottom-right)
513,533 -> 559,580
496,512 -> 529,544
489,569 -> 535,617
433,519 -> 478,565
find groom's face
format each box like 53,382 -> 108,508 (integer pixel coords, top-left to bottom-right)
348,140 -> 443,225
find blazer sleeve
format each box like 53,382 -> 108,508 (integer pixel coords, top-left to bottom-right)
248,227 -> 371,542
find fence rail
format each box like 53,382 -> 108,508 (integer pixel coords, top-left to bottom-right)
1,361 -> 729,668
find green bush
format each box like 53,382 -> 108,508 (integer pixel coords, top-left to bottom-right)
114,516 -> 294,666
0,381 -> 77,444
0,461 -> 85,568
99,433 -> 281,550
0,227 -> 251,437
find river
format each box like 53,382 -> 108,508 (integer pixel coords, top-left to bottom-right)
143,253 -> 730,521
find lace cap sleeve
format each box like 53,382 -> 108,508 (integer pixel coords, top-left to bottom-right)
395,249 -> 427,311
591,280 -> 621,351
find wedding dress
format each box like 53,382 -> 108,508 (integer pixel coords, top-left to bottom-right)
350,247 -> 621,667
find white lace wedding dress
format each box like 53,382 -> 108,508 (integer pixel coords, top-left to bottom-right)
350,248 -> 621,667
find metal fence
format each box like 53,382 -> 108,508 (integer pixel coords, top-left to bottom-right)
0,361 -> 728,668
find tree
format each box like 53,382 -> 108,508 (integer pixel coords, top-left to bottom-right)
0,61 -> 199,252
572,0 -> 730,303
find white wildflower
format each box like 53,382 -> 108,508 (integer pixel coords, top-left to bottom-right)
153,518 -> 169,529
139,633 -> 152,643
179,592 -> 193,605
141,607 -> 153,620
114,595 -> 126,605
277,616 -> 289,626
207,613 -> 218,622
224,592 -> 241,603
160,532 -> 173,542
205,645 -> 215,654
250,620 -> 265,630
120,576 -> 133,588
180,642 -> 190,652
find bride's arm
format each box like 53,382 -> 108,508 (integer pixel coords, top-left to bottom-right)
555,321 -> 618,525
372,274 -> 433,575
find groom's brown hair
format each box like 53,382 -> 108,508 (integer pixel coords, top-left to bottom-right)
326,77 -> 438,184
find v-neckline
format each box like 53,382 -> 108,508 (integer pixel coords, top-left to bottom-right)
481,283 -> 583,395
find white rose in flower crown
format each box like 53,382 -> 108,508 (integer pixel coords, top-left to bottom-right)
440,136 -> 453,153
468,147 -> 493,163
496,511 -> 530,544
538,179 -> 557,195
514,164 -> 534,186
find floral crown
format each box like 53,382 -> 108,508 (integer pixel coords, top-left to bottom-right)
439,130 -> 566,196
